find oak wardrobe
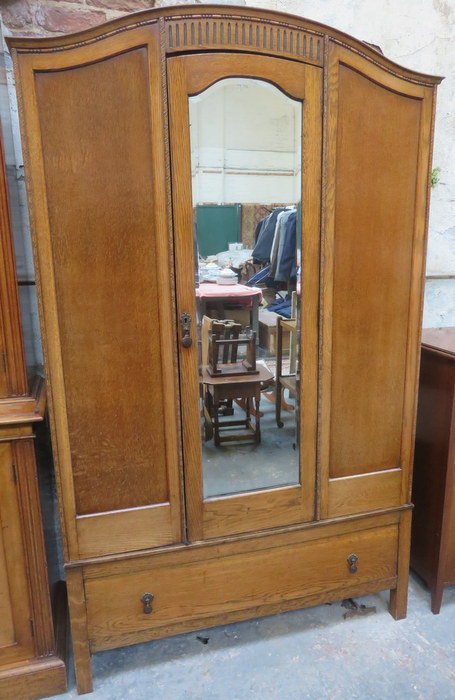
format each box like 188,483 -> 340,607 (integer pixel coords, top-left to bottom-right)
8,6 -> 440,694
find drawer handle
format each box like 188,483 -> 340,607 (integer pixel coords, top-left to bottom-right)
347,553 -> 358,573
141,592 -> 154,614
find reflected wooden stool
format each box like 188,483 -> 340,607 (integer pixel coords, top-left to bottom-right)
202,364 -> 273,445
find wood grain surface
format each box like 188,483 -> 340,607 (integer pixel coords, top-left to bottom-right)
86,523 -> 398,651
35,48 -> 170,515
319,42 -> 436,519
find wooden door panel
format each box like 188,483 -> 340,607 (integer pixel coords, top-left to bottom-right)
168,53 -> 321,540
14,26 -> 183,559
0,443 -> 35,664
330,64 -> 420,478
320,44 -> 435,517
36,48 -> 168,516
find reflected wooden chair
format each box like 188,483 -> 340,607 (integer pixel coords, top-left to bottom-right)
201,318 -> 273,446
275,317 -> 297,428
263,291 -> 298,419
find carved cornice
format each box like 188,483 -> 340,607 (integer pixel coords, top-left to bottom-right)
6,5 -> 442,87
165,15 -> 323,66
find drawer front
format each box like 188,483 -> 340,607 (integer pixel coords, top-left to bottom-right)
86,524 -> 398,651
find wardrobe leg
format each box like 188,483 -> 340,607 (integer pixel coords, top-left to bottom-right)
389,509 -> 411,620
430,584 -> 444,615
66,568 -> 93,694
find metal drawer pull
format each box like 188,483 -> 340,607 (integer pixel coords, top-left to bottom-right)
347,553 -> 358,573
141,592 -> 154,614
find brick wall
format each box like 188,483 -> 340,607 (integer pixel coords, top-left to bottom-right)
1,0 -> 170,37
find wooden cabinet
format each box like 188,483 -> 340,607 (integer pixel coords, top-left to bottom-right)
0,122 -> 66,697
8,6 -> 440,694
411,327 -> 455,613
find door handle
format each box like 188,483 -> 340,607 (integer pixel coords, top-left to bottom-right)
180,312 -> 192,348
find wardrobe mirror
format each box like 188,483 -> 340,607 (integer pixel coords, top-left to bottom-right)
189,78 -> 302,499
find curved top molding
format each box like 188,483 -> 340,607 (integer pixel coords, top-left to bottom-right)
6,4 -> 442,86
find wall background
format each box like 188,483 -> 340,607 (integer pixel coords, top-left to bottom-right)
190,79 -> 301,205
0,0 -> 454,364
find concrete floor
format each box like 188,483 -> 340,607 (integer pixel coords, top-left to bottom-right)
203,387 -> 298,498
54,575 -> 455,700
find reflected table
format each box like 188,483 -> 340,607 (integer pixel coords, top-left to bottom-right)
196,283 -> 263,336
201,363 -> 273,446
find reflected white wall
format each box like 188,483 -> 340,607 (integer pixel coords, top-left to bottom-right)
190,79 -> 301,205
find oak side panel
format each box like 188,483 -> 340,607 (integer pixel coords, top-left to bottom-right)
330,64 -> 420,478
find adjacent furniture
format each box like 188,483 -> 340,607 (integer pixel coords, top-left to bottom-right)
9,7 -> 440,694
206,320 -> 257,377
258,309 -> 291,354
0,122 -> 66,698
202,364 -> 273,445
202,319 -> 271,444
411,327 -> 455,613
275,317 -> 297,428
196,283 -> 262,336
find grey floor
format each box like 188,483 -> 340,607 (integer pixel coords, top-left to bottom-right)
203,385 -> 298,498
54,576 -> 455,700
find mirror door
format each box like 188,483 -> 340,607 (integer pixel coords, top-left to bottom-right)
168,53 -> 322,540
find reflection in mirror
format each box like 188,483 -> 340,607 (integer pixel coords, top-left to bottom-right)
190,78 -> 302,499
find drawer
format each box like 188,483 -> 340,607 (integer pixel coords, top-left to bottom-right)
85,524 -> 398,651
